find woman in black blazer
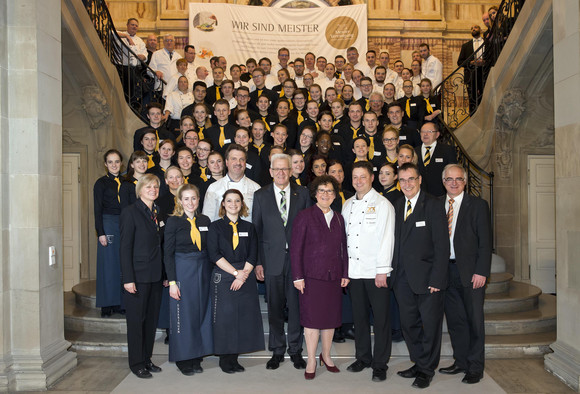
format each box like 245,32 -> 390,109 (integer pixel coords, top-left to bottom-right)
120,174 -> 164,379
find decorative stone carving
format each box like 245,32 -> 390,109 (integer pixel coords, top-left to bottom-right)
524,125 -> 555,148
62,129 -> 81,146
81,85 -> 111,130
494,88 -> 526,179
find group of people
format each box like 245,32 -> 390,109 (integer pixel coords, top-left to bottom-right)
93,19 -> 493,389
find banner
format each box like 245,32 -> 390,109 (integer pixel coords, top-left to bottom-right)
189,4 -> 367,69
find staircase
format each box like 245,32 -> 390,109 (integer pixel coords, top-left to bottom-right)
65,275 -> 555,359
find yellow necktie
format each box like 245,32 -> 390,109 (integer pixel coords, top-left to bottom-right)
288,101 -> 293,110
424,97 -> 433,114
315,124 -> 320,132
257,89 -> 262,97
405,98 -> 411,117
147,154 -> 155,169
198,126 -> 205,140
365,98 -> 370,111
279,88 -> 284,97
262,117 -> 270,132
253,143 -> 264,155
424,145 -> 432,166
219,126 -> 225,147
339,191 -> 345,204
114,176 -> 121,203
351,126 -> 359,139
332,119 -> 340,127
405,200 -> 412,221
184,176 -> 189,184
216,86 -> 221,100
368,137 -> 375,160
229,221 -> 239,250
296,178 -> 301,186
200,167 -> 208,182
155,130 -> 160,151
296,111 -> 304,125
187,217 -> 202,250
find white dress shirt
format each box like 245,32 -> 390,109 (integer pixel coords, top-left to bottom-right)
202,174 -> 261,222
446,191 -> 464,259
404,191 -> 421,220
422,54 -> 443,88
421,141 -> 438,162
473,37 -> 485,59
117,31 -> 147,66
342,188 -> 395,279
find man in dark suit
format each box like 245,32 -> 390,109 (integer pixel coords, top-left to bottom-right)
457,25 -> 485,114
438,164 -> 492,384
415,122 -> 457,197
391,163 -> 449,389
252,153 -> 311,370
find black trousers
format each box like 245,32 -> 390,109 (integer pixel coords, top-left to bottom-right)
124,280 -> 163,373
394,271 -> 444,377
444,262 -> 486,374
349,279 -> 392,369
264,253 -> 303,356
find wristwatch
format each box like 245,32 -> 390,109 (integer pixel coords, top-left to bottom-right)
233,270 -> 239,277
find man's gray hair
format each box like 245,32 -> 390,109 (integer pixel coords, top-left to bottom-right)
270,153 -> 291,169
442,163 -> 468,181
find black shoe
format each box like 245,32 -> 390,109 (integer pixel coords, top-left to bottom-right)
391,329 -> 404,342
145,362 -> 162,373
164,335 -> 169,345
220,366 -> 235,374
412,372 -> 432,389
233,362 -> 245,372
290,354 -> 307,369
347,359 -> 371,372
133,368 -> 153,379
266,354 -> 284,370
439,362 -> 466,375
397,365 -> 418,378
343,328 -> 355,340
179,367 -> 195,376
100,307 -> 112,318
462,372 -> 483,384
192,360 -> 203,373
372,368 -> 387,382
333,330 -> 346,343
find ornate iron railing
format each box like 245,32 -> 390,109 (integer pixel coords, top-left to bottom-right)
82,0 -> 165,121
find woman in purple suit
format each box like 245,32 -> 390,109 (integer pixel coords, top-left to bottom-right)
290,175 -> 349,380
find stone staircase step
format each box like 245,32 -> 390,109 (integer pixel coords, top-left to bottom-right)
484,331 -> 556,358
484,294 -> 556,335
484,281 -> 542,313
73,280 -> 97,309
487,272 -> 514,294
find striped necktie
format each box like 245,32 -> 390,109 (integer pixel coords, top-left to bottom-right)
230,221 -> 239,250
279,190 -> 287,226
424,145 -> 432,166
447,198 -> 455,237
405,200 -> 412,221
187,217 -> 202,250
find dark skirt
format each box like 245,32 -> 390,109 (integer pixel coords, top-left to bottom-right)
169,251 -> 214,362
299,277 -> 342,329
211,261 -> 265,355
96,214 -> 122,308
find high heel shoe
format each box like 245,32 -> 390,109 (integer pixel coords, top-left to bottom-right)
304,365 -> 316,380
319,353 -> 340,373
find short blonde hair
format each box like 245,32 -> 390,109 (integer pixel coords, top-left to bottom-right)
135,174 -> 160,198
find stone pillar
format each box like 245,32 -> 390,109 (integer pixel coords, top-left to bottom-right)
0,0 -> 77,390
544,0 -> 580,391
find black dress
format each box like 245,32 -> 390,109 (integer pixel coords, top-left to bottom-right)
164,214 -> 214,362
207,218 -> 264,355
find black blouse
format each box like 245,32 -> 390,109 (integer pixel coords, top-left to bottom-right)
93,173 -> 123,236
207,217 -> 258,266
163,213 -> 211,282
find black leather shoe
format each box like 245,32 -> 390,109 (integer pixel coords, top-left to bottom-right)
290,354 -> 307,369
439,362 -> 466,375
462,372 -> 483,384
145,362 -> 162,373
164,335 -> 169,345
412,372 -> 432,389
233,362 -> 245,372
220,366 -> 235,374
343,328 -> 355,340
346,359 -> 371,372
179,367 -> 195,376
333,330 -> 346,343
133,368 -> 152,379
397,365 -> 417,378
192,360 -> 203,373
266,354 -> 284,370
372,368 -> 387,382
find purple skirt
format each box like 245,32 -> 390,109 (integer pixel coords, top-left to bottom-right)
299,277 -> 342,329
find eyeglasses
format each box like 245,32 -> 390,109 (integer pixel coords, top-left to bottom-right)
443,177 -> 465,183
317,189 -> 335,195
271,167 -> 290,173
383,137 -> 398,142
399,177 -> 419,184
421,129 -> 437,134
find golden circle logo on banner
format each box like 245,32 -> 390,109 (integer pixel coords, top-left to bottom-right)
193,12 -> 218,32
325,16 -> 358,49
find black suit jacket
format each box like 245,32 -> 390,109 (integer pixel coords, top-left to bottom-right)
391,191 -> 449,294
120,200 -> 163,284
415,143 -> 457,197
252,183 -> 311,276
457,39 -> 484,85
443,193 -> 492,287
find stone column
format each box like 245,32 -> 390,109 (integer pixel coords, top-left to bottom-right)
544,0 -> 580,391
0,0 -> 77,390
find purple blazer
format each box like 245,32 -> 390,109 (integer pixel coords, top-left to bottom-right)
290,205 -> 348,281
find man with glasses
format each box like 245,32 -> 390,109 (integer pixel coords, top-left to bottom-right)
356,77 -> 375,113
252,153 -> 311,371
149,34 -> 182,83
273,47 -> 294,77
249,68 -> 276,113
437,164 -> 491,385
230,87 -> 259,123
415,122 -> 457,197
391,162 -> 449,389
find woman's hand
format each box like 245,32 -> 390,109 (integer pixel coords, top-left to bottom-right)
237,269 -> 250,282
169,283 -> 181,300
341,278 -> 350,287
124,282 -> 137,293
294,279 -> 305,294
230,278 -> 245,291
98,235 -> 108,247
